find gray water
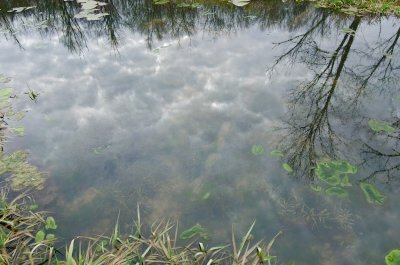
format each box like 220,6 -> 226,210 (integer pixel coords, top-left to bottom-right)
1,0 -> 400,264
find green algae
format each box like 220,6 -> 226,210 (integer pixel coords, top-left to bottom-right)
0,151 -> 45,191
360,182 -> 385,205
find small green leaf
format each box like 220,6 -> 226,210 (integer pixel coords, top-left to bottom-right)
35,230 -> 45,243
45,216 -> 57,230
251,144 -> 264,156
368,119 -> 396,134
29,204 -> 38,211
325,187 -> 348,198
310,184 -> 322,192
386,249 -> 400,265
10,127 -> 25,136
282,163 -> 293,173
0,87 -> 13,101
202,192 -> 210,200
270,150 -> 284,157
45,234 -> 56,241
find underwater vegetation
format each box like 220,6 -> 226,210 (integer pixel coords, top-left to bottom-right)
179,223 -> 209,240
0,151 -> 45,191
359,182 -> 385,205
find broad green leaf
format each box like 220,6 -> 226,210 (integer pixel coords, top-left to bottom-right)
45,216 -> 58,230
282,163 -> 293,173
315,160 -> 357,185
368,119 -> 396,133
0,87 -> 13,101
10,127 -> 25,136
46,234 -> 56,241
270,150 -> 284,157
251,144 -> 264,156
386,249 -> 400,265
360,182 -> 385,205
35,230 -> 45,243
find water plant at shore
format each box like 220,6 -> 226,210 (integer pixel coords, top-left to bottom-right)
0,191 -> 282,264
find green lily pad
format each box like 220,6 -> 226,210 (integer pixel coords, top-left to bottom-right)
251,144 -> 264,156
45,216 -> 57,230
282,163 -> 293,173
386,249 -> 400,265
325,187 -> 348,198
180,224 -> 209,240
340,176 -> 352,187
368,119 -> 396,134
360,182 -> 385,205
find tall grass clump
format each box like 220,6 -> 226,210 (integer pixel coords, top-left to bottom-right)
0,191 -> 282,265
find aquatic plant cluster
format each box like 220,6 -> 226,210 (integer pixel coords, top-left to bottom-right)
0,191 -> 283,264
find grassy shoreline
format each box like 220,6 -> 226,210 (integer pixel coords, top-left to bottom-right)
301,0 -> 400,16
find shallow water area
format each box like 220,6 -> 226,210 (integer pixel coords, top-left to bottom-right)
1,0 -> 400,264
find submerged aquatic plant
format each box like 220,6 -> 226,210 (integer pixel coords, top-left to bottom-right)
0,151 -> 46,191
360,182 -> 385,205
179,223 -> 209,240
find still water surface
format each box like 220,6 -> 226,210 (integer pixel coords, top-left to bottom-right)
1,0 -> 400,264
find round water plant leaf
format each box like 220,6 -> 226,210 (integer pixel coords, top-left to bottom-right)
385,249 -> 400,265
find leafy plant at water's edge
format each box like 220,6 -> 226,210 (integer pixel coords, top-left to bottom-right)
386,249 -> 400,265
179,223 -> 209,240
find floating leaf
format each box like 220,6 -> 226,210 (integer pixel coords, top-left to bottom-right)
202,192 -> 210,200
0,87 -> 13,101
315,160 -> 356,186
360,182 -> 385,205
270,150 -> 284,157
251,144 -> 264,156
180,224 -> 209,240
368,119 -> 396,134
10,127 -> 25,136
45,234 -> 56,241
8,6 -> 36,13
45,216 -> 57,230
325,187 -> 348,198
341,27 -> 356,35
386,249 -> 400,265
282,163 -> 293,173
35,230 -> 45,243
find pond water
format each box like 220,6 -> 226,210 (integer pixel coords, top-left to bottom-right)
1,0 -> 400,264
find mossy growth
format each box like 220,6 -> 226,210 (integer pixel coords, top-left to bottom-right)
0,151 -> 45,191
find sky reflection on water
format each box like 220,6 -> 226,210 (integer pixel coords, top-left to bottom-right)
1,1 -> 400,264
